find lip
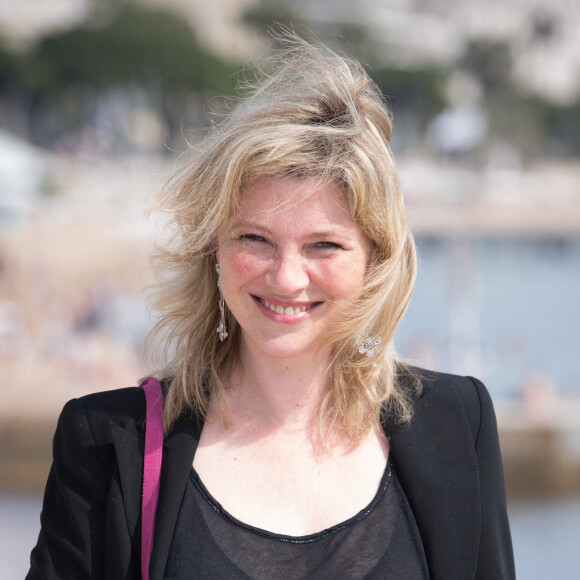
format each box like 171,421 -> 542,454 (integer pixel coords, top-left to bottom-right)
251,295 -> 322,322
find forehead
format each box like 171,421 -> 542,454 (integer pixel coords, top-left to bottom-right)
235,176 -> 351,223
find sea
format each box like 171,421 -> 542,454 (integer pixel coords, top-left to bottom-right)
395,237 -> 580,401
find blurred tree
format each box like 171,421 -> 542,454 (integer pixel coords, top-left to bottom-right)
541,100 -> 580,156
0,2 -> 242,151
241,0 -> 305,37
30,2 -> 237,94
0,38 -> 19,87
371,66 -> 446,121
0,36 -> 41,136
531,11 -> 558,43
461,40 -> 512,96
456,38 -> 580,157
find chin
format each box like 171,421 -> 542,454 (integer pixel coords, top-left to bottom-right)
245,332 -> 321,361
260,341 -> 312,360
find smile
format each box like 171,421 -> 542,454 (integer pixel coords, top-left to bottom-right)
258,298 -> 317,315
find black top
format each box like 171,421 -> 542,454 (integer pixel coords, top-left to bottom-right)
164,457 -> 429,579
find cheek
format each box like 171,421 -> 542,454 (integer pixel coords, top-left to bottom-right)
223,251 -> 266,284
317,257 -> 367,296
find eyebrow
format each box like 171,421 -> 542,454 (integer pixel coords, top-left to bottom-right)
229,221 -> 273,235
229,220 -> 356,240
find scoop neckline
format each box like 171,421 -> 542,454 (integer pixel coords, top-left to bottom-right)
189,456 -> 393,544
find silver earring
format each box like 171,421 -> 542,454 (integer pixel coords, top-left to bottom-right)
216,264 -> 228,342
358,336 -> 381,357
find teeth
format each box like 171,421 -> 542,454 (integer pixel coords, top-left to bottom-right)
260,299 -> 310,315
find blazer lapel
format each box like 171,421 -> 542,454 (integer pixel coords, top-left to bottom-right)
384,378 -> 481,580
150,415 -> 202,580
109,419 -> 145,559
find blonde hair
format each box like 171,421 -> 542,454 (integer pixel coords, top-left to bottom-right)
146,34 -> 420,437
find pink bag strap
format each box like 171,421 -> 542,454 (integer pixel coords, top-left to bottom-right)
140,377 -> 164,580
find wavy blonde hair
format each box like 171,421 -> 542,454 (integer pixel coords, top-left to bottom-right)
146,34 -> 420,437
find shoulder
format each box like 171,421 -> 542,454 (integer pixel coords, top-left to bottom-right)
402,366 -> 489,405
56,386 -> 146,445
72,385 -> 145,413
403,365 -> 480,391
401,366 -> 496,443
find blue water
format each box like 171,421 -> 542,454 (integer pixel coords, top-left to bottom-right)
5,492 -> 579,579
508,496 -> 580,580
396,238 -> 580,400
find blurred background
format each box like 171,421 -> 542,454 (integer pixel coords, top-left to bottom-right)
1,0 -> 579,577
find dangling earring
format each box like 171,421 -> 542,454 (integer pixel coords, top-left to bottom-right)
358,336 -> 381,357
216,263 -> 228,342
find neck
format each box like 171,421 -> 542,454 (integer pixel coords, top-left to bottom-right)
228,341 -> 332,432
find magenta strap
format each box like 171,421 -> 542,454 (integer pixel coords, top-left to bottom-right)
140,377 -> 164,580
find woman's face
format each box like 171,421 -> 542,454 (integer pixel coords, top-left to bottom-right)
216,176 -> 372,362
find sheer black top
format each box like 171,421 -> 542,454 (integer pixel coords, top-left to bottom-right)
164,457 -> 429,579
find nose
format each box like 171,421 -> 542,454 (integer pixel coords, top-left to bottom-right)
266,250 -> 310,295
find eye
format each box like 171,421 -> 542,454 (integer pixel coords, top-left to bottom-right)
314,241 -> 343,250
239,234 -> 267,243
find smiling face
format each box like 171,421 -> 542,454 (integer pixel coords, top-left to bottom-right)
216,176 -> 372,363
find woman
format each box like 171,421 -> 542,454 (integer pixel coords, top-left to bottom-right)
28,36 -> 515,579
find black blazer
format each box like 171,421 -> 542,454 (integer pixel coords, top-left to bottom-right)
27,369 -> 515,579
